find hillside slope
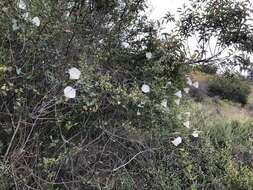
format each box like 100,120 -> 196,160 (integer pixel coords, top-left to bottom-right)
191,71 -> 253,122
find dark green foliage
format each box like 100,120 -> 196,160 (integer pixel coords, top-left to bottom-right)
0,0 -> 253,189
190,87 -> 206,102
109,121 -> 253,190
208,74 -> 251,105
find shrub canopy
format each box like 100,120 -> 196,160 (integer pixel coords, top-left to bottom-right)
0,0 -> 253,189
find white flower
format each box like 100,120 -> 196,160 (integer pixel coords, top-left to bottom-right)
12,19 -> 19,31
65,11 -> 70,18
2,7 -> 8,13
68,67 -> 81,80
167,81 -> 172,85
64,86 -> 76,99
122,42 -> 130,48
99,39 -> 104,44
106,22 -> 114,29
175,90 -> 182,98
141,84 -> 150,93
137,102 -> 145,108
175,99 -> 180,106
171,137 -> 182,146
183,121 -> 190,128
145,52 -> 152,60
18,0 -> 26,10
184,87 -> 190,94
192,81 -> 199,88
161,99 -> 167,108
192,131 -> 200,138
137,111 -> 141,116
186,77 -> 192,86
22,12 -> 29,20
31,17 -> 40,27
67,2 -> 75,9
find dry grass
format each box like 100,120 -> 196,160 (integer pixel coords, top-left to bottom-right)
191,70 -> 214,82
192,98 -> 253,123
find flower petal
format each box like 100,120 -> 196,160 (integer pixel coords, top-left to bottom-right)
192,131 -> 200,138
192,81 -> 199,88
12,19 -> 19,31
171,137 -> 182,146
175,99 -> 180,106
184,87 -> 190,94
161,99 -> 167,108
22,12 -> 29,20
31,17 -> 40,27
18,0 -> 26,10
64,86 -> 76,99
69,67 -> 81,80
175,90 -> 182,98
141,84 -> 150,93
122,42 -> 130,48
183,121 -> 190,128
145,52 -> 152,60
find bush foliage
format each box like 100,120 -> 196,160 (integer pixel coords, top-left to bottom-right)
208,74 -> 251,105
0,0 -> 253,189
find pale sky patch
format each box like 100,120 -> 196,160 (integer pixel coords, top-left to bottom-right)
149,0 -> 189,19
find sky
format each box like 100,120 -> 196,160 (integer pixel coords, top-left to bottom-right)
148,0 -> 188,21
147,0 -> 193,44
148,0 -> 199,57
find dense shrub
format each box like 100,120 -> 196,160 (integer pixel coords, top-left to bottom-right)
208,74 -> 251,105
189,87 -> 207,102
0,0 -> 253,189
0,0 -> 189,189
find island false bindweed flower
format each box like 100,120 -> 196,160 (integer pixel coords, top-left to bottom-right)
64,86 -> 76,99
31,17 -> 40,27
161,99 -> 167,108
67,1 -> 75,9
22,12 -> 29,20
145,52 -> 152,60
68,67 -> 81,80
192,81 -> 199,88
184,87 -> 190,94
141,84 -> 150,93
171,137 -> 182,146
175,99 -> 180,106
175,90 -> 182,98
122,42 -> 130,48
18,0 -> 26,10
183,121 -> 190,129
192,130 -> 200,138
12,19 -> 19,31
